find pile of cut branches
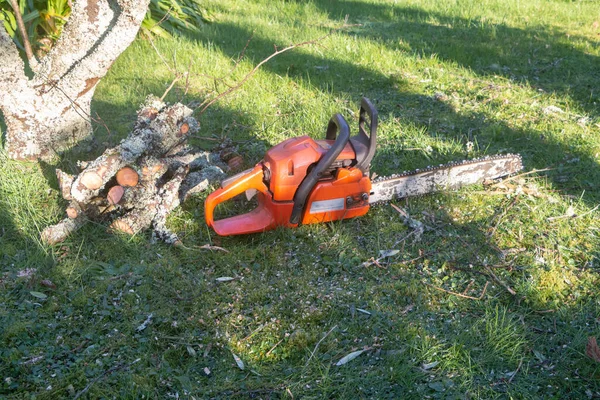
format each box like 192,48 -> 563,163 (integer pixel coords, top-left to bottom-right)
42,95 -> 231,245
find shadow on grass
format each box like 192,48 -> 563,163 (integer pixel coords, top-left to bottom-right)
312,0 -> 599,117
0,156 -> 54,273
0,203 -> 48,271
198,19 -> 600,204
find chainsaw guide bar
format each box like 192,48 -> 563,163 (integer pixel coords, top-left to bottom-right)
369,154 -> 523,204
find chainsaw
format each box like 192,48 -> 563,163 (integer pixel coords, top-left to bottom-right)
204,98 -> 523,236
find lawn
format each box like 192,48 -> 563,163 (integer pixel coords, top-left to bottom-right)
2,0 -> 600,398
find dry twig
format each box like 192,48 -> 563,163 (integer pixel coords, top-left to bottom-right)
266,338 -> 284,357
508,358 -> 524,384
305,324 -> 338,368
485,266 -> 516,295
490,168 -> 554,186
160,75 -> 181,101
425,281 -> 489,300
73,358 -> 141,400
488,197 -> 518,238
547,203 -> 600,222
196,21 -> 357,115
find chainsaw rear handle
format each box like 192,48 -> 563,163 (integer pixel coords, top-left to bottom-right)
289,113 -> 350,224
204,165 -> 275,236
351,97 -> 378,173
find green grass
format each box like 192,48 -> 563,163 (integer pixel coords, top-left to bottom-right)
2,0 -> 600,398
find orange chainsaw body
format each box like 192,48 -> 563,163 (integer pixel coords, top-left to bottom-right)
205,98 -> 378,236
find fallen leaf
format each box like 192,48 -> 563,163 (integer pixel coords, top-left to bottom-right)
245,189 -> 257,201
335,349 -> 365,366
543,105 -> 564,115
578,116 -> 590,127
30,291 -> 47,299
433,92 -> 448,101
22,355 -> 44,365
187,345 -> 197,357
203,343 -> 212,358
505,370 -> 517,379
533,349 -> 546,362
232,352 -> 245,370
586,337 -> 600,362
136,313 -> 153,332
390,204 -> 424,239
422,360 -> 440,370
199,244 -> 229,252
379,249 -> 400,258
216,277 -> 235,282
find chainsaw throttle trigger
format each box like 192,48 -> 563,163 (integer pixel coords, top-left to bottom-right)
351,97 -> 378,173
289,113 -> 350,225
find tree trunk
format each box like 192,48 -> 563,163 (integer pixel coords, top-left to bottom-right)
0,0 -> 150,161
2,85 -> 93,160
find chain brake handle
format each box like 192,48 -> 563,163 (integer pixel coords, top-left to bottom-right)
351,97 -> 378,173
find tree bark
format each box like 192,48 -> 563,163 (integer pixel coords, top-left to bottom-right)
0,0 -> 150,161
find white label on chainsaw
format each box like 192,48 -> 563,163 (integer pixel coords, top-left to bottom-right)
310,198 -> 345,214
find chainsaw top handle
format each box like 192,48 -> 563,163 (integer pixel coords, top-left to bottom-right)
289,113 -> 350,225
351,97 -> 378,173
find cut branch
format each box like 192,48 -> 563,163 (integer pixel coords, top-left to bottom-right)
70,97 -> 197,203
66,202 -> 82,219
107,186 -> 125,205
41,215 -> 86,245
116,167 -> 139,187
56,169 -> 74,201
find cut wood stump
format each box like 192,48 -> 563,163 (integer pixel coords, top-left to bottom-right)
107,185 -> 125,205
41,95 -> 231,245
116,167 -> 139,187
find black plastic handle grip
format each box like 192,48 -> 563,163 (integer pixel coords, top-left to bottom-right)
289,113 -> 350,225
352,97 -> 378,173
325,115 -> 341,140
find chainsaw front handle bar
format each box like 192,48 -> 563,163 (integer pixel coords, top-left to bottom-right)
289,113 -> 350,224
204,165 -> 275,236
